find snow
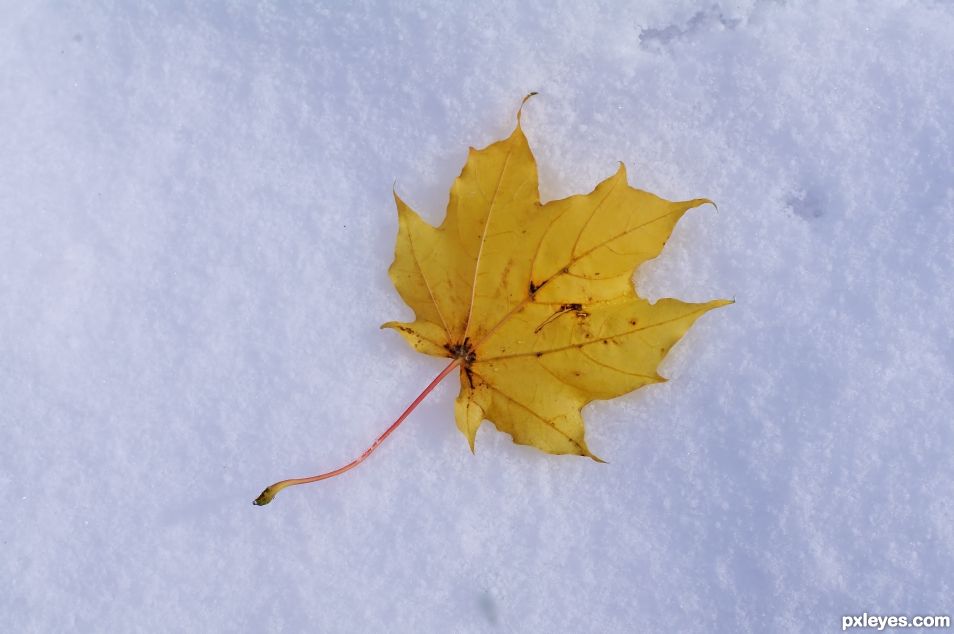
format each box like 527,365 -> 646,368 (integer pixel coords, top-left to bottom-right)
2,2 -> 953,632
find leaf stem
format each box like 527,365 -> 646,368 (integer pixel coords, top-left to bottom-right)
253,357 -> 461,506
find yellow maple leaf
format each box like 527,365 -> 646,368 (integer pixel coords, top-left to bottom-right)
383,95 -> 730,459
254,95 -> 729,505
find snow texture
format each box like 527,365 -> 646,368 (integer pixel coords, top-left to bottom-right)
2,2 -> 953,632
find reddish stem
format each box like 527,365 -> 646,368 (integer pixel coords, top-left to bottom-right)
254,357 -> 461,506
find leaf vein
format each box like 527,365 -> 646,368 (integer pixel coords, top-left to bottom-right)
479,303 -> 713,362
462,147 -> 515,339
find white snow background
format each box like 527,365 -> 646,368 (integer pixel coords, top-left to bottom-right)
2,1 -> 953,632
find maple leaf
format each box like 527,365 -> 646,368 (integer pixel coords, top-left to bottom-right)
254,95 -> 729,505
382,96 -> 730,459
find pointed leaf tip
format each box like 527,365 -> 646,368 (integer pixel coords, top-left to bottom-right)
588,452 -> 608,464
517,92 -> 538,125
614,161 -> 628,180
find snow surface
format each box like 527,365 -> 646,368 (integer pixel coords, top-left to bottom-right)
2,2 -> 953,632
